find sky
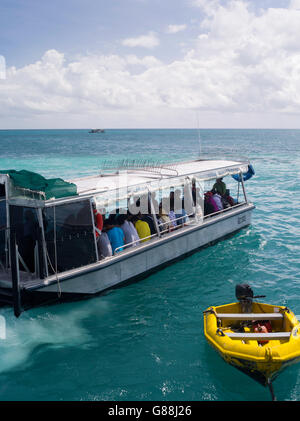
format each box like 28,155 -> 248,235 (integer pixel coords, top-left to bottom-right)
1,0 -> 300,129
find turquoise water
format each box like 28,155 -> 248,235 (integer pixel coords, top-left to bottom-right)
0,129 -> 299,401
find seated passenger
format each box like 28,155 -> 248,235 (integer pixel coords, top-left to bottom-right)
168,210 -> 178,228
222,189 -> 235,207
158,204 -> 173,232
175,209 -> 188,226
204,191 -> 219,213
141,214 -> 156,235
191,178 -> 200,206
97,221 -> 113,259
106,219 -> 125,254
212,177 -> 226,197
117,213 -> 140,247
212,190 -> 223,211
169,191 -> 175,211
132,214 -> 151,242
173,189 -> 188,225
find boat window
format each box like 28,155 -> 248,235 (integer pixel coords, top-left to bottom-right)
0,183 -> 5,198
9,205 -> 40,273
43,200 -> 97,273
0,197 -> 7,269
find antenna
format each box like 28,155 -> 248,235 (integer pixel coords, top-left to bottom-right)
196,111 -> 202,157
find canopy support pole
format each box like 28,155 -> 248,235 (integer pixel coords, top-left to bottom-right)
240,175 -> 248,204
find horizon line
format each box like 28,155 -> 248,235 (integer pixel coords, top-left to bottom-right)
1,127 -> 300,131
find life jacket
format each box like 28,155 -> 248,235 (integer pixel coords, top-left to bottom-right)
93,209 -> 103,238
253,321 -> 272,345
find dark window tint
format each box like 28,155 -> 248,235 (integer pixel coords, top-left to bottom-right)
43,200 -> 97,273
0,184 -> 5,198
10,205 -> 39,272
0,199 -> 7,266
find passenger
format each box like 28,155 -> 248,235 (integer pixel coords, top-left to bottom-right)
92,201 -> 103,239
168,210 -> 178,228
191,178 -> 200,206
158,204 -> 173,232
212,178 -> 226,197
223,189 -> 235,207
204,194 -> 215,215
141,214 -> 156,235
108,211 -> 119,225
106,219 -> 125,254
166,191 -> 178,228
117,213 -> 140,247
132,214 -> 151,243
204,191 -> 219,213
212,190 -> 223,211
173,189 -> 188,226
169,191 -> 175,211
97,220 -> 113,259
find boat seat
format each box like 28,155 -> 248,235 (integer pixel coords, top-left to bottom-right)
216,313 -> 283,320
224,332 -> 290,340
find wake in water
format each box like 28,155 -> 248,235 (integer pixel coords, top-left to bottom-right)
0,299 -> 111,373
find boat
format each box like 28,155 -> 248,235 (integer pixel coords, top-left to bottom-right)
203,284 -> 300,400
89,129 -> 105,133
0,158 -> 255,317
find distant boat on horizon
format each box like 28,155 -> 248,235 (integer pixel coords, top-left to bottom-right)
89,129 -> 105,133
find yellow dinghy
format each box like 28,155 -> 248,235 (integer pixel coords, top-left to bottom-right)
203,284 -> 300,400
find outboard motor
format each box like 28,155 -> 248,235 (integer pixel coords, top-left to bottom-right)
235,284 -> 254,313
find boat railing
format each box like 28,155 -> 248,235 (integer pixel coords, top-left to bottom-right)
112,201 -> 249,256
99,159 -> 179,178
113,211 -> 198,255
203,200 -> 247,220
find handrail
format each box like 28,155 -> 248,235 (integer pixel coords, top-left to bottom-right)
157,211 -> 197,235
113,211 -> 196,255
113,231 -> 157,254
203,201 -> 246,219
99,159 -> 179,177
112,202 -> 248,256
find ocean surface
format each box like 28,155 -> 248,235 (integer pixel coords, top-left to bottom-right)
0,128 -> 299,402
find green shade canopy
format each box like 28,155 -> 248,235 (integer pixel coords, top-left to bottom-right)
0,169 -> 78,200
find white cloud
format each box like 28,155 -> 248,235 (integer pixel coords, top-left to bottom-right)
2,1 -> 300,128
125,54 -> 162,68
289,0 -> 300,10
166,24 -> 187,34
0,55 -> 6,80
121,31 -> 159,49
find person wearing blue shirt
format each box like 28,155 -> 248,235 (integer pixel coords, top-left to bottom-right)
107,224 -> 125,254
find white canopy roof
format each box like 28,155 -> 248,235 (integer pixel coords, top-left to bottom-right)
68,159 -> 249,197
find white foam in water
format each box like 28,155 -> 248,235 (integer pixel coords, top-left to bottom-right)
0,299 -> 109,373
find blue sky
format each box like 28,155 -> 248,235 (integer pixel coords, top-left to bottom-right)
1,0 -> 290,67
1,0 -> 300,129
1,0 -> 205,67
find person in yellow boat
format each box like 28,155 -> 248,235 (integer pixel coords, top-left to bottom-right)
132,214 -> 151,243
